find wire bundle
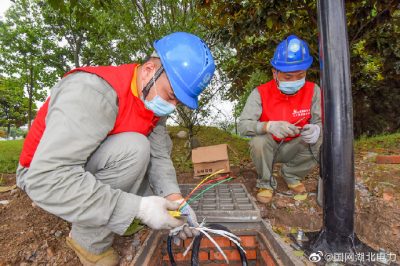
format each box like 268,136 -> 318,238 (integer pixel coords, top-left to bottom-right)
178,169 -> 233,211
167,223 -> 248,266
167,170 -> 243,266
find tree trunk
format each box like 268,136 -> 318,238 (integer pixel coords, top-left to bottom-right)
74,36 -> 82,67
234,115 -> 238,135
7,123 -> 11,139
28,65 -> 34,129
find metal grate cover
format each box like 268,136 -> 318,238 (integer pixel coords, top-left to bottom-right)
179,183 -> 261,222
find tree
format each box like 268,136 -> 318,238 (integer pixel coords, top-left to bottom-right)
0,77 -> 31,137
0,0 -> 60,128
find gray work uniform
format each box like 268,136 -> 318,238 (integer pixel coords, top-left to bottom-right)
16,72 -> 180,254
238,84 -> 322,189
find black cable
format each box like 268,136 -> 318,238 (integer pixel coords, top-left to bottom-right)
166,224 -> 249,266
191,223 -> 248,266
167,235 -> 177,266
269,140 -> 321,196
268,139 -> 284,191
268,139 -> 294,197
308,143 -> 320,164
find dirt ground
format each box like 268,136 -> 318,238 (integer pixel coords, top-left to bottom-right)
0,151 -> 399,265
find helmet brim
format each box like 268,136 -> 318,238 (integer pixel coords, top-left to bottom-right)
156,53 -> 198,109
271,57 -> 313,72
168,72 -> 198,109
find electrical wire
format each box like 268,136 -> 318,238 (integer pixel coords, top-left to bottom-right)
167,223 -> 248,266
267,117 -> 310,196
183,177 -> 234,208
179,169 -> 225,210
167,235 -> 177,266
191,224 -> 248,266
308,143 -> 320,164
180,174 -> 230,209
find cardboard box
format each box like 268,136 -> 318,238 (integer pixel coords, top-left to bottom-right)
191,144 -> 230,177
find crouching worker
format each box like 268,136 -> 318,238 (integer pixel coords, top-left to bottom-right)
238,35 -> 322,204
16,32 -> 215,265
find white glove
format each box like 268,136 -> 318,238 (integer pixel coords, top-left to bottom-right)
266,121 -> 300,139
301,124 -> 320,144
137,196 -> 184,230
173,199 -> 199,240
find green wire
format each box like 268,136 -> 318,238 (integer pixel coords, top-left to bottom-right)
180,177 -> 234,210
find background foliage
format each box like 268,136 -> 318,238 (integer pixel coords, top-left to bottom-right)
0,0 -> 398,137
199,0 -> 399,136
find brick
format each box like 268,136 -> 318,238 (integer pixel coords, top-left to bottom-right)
261,250 -> 276,266
202,236 -> 231,248
163,251 -> 191,262
245,249 -> 257,260
198,250 -> 209,261
233,235 -> 257,248
376,155 -> 400,164
210,249 -> 241,261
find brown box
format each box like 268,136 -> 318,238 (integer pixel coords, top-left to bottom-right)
191,144 -> 230,177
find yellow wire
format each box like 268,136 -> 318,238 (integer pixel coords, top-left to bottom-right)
190,169 -> 225,194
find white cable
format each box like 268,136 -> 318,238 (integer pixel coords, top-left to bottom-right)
197,228 -> 229,263
200,228 -> 241,241
182,219 -> 206,257
199,227 -> 246,254
176,219 -> 246,263
183,238 -> 195,257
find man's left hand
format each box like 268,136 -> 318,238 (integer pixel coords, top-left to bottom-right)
300,124 -> 320,144
172,199 -> 199,240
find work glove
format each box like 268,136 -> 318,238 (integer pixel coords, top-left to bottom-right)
266,121 -> 300,139
300,124 -> 320,144
172,199 -> 199,241
137,196 -> 184,230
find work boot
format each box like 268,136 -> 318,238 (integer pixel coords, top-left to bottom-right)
287,182 -> 306,194
66,236 -> 119,266
256,188 -> 274,204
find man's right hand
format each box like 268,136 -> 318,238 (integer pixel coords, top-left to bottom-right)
266,121 -> 300,138
137,196 -> 184,230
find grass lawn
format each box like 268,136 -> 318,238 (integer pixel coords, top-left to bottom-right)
355,132 -> 400,153
0,129 -> 399,174
0,139 -> 23,174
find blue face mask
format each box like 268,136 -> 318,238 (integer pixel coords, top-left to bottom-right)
278,77 -> 306,94
141,69 -> 176,117
144,95 -> 176,117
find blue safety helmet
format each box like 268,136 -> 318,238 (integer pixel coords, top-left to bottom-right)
154,32 -> 215,109
270,35 -> 313,72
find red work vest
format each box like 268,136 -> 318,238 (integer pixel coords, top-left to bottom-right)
258,80 -> 315,142
19,64 -> 159,168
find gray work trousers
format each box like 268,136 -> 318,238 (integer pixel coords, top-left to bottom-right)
249,134 -> 321,190
71,132 -> 152,254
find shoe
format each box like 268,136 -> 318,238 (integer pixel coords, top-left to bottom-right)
66,236 -> 119,266
256,188 -> 274,204
287,182 -> 306,193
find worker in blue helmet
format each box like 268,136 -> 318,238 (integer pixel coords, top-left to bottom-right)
17,32 -> 215,265
238,35 -> 322,204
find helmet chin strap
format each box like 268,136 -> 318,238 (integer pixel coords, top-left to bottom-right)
142,66 -> 164,100
274,69 -> 280,87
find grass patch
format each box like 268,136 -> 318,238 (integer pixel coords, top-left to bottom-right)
168,126 -> 250,173
355,132 -> 400,153
0,139 -> 24,173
